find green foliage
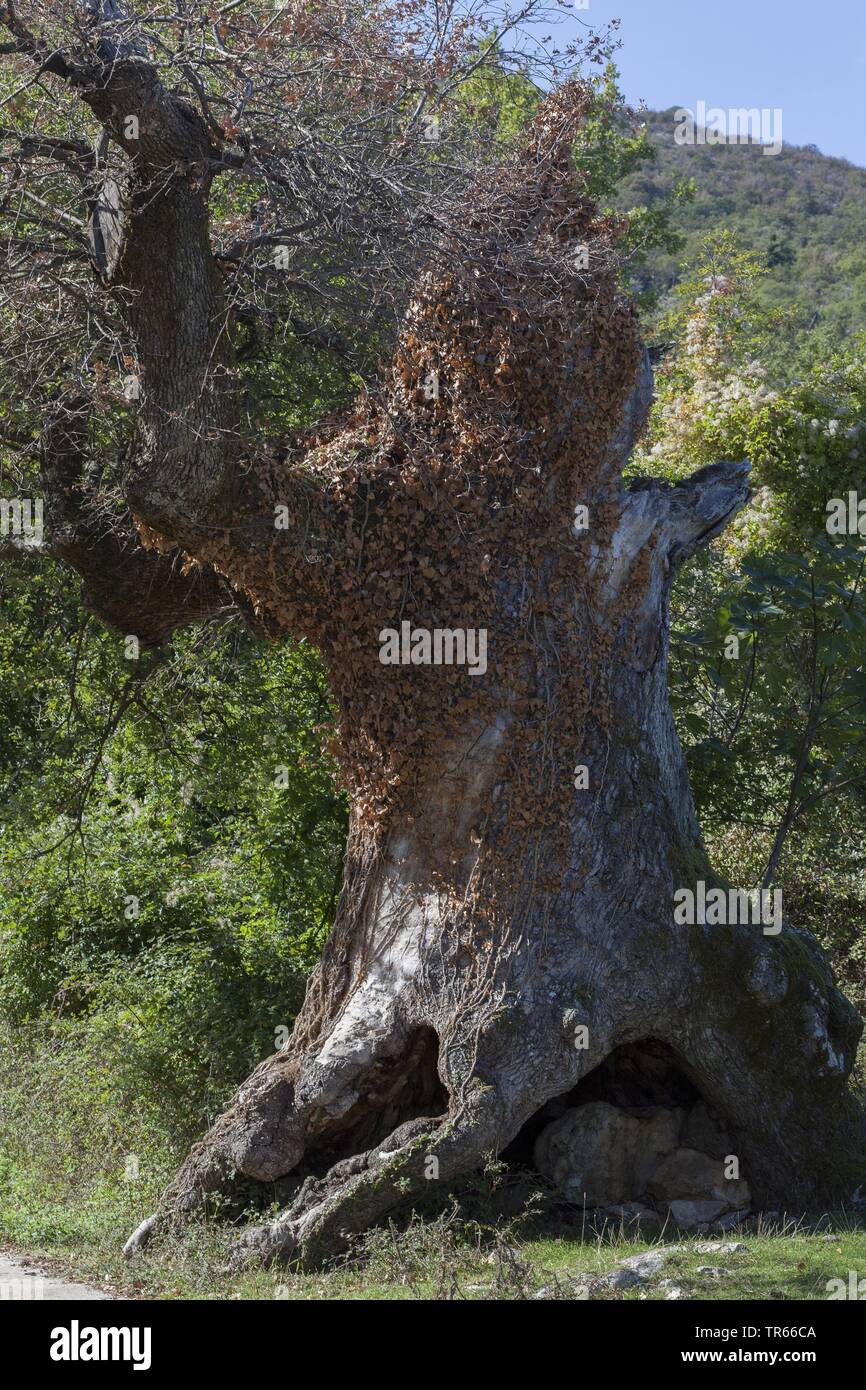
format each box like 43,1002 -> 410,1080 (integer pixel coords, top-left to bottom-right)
618,108 -> 866,354
0,552 -> 346,1028
632,228 -> 866,929
671,541 -> 866,848
572,67 -> 693,276
457,38 -> 542,147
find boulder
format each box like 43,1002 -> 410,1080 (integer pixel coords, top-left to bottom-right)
619,1246 -> 684,1278
717,1208 -> 752,1232
533,1101 -> 684,1206
594,1202 -> 664,1237
647,1147 -> 751,1210
681,1101 -> 734,1160
667,1199 -> 729,1229
695,1241 -> 748,1255
601,1267 -> 646,1291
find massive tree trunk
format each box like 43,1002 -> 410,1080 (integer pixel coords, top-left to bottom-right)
124,447 -> 865,1269
7,14 -> 863,1267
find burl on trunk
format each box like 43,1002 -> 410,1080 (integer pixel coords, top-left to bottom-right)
36,77 -> 865,1266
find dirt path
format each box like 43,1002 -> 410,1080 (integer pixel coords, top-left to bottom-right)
0,1253 -> 114,1300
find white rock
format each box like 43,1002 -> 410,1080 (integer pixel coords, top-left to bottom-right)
533,1101 -> 684,1206
618,1245 -> 684,1278
695,1240 -> 748,1254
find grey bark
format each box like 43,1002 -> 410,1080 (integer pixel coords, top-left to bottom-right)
124,447 -> 865,1270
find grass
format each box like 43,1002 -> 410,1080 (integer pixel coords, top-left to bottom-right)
3,1190 -> 866,1301
2,1018 -> 866,1301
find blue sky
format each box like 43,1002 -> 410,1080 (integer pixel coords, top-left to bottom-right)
532,0 -> 866,168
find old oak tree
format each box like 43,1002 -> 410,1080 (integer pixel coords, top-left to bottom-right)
1,2 -> 863,1267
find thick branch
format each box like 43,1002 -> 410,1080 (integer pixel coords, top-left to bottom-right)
2,4 -> 238,541
625,459 -> 752,566
40,398 -> 269,646
589,461 -> 752,670
80,63 -> 236,540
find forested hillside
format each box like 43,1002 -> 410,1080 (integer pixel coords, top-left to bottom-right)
621,109 -> 866,350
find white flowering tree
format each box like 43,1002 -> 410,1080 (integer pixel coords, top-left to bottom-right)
636,232 -> 866,896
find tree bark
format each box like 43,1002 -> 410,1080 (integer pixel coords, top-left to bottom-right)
124,449 -> 866,1269
39,397 -> 273,645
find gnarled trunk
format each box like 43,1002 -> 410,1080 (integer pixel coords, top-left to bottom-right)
126,457 -> 865,1268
